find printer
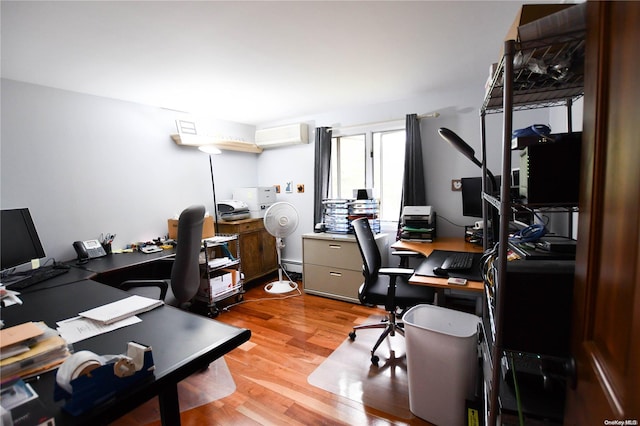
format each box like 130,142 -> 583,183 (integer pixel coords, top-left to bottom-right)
402,206 -> 435,227
400,206 -> 436,241
232,187 -> 275,218
217,200 -> 251,221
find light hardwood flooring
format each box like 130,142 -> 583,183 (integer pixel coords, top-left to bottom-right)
113,277 -> 436,425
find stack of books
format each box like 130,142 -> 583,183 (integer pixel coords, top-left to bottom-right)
0,321 -> 71,379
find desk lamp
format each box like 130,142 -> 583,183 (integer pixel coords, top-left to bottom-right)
437,127 -> 499,245
198,145 -> 222,233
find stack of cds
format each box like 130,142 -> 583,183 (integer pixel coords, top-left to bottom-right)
322,199 -> 351,233
349,199 -> 380,233
322,198 -> 380,234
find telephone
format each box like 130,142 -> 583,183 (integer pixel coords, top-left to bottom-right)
73,239 -> 107,263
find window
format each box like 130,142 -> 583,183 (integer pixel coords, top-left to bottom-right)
330,134 -> 366,199
329,127 -> 406,224
373,130 -> 405,222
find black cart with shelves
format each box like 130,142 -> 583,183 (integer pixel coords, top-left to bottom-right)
479,8 -> 585,424
196,234 -> 244,317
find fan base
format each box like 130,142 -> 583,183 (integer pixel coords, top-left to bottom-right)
264,280 -> 298,294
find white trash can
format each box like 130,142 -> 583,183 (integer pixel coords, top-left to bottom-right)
403,304 -> 480,426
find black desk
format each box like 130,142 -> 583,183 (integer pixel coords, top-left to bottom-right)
2,280 -> 251,425
5,249 -> 178,294
71,249 -> 177,287
72,249 -> 176,275
6,267 -> 97,294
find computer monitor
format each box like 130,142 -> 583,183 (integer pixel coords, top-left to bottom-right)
461,177 -> 483,218
1,208 -> 46,271
461,175 -> 501,218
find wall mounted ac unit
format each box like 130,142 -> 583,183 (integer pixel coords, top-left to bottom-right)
255,123 -> 309,148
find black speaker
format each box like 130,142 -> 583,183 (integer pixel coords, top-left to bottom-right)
500,259 -> 575,358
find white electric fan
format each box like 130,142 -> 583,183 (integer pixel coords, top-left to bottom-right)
263,202 -> 299,294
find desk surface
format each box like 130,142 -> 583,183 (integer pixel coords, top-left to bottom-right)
72,248 -> 176,275
392,237 -> 485,292
5,267 -> 97,294
2,279 -> 250,425
8,249 -> 177,294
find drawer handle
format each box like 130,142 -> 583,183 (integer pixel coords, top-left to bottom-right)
329,272 -> 342,277
329,244 -> 342,249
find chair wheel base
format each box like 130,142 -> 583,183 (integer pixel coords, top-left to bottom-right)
371,355 -> 379,366
348,331 -> 356,340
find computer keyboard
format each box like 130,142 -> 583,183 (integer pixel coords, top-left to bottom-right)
6,266 -> 69,290
441,252 -> 475,271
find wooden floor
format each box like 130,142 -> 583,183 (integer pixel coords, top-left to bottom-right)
114,276 -> 436,425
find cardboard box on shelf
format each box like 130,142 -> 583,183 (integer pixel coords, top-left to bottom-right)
499,4 -> 573,58
168,215 -> 214,240
517,3 -> 586,44
505,4 -> 573,42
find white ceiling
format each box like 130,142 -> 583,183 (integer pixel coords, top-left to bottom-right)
2,1 -> 541,125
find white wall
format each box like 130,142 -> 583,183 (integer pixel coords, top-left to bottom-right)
256,82 -> 550,267
1,77 -> 583,272
1,79 -> 258,266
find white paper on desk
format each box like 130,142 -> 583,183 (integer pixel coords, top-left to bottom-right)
0,288 -> 23,307
78,295 -> 163,325
56,316 -> 141,344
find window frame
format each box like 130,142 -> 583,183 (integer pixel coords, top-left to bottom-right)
330,120 -> 406,229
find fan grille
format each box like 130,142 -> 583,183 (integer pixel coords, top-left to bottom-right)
263,202 -> 299,238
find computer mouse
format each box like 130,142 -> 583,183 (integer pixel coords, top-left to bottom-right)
433,267 -> 448,276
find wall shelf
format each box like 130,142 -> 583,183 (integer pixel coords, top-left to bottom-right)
171,134 -> 263,153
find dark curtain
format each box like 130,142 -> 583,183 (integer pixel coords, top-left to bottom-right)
397,114 -> 426,237
314,127 -> 332,225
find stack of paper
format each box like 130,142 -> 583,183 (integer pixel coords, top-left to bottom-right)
56,295 -> 164,344
208,257 -> 231,268
0,284 -> 22,307
0,322 -> 70,379
203,235 -> 236,244
78,295 -> 164,325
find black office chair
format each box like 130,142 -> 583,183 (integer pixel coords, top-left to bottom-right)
348,217 -> 436,365
121,204 -> 205,309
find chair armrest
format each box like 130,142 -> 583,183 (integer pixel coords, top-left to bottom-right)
392,250 -> 423,267
379,267 -> 415,278
120,279 -> 168,301
391,250 -> 421,257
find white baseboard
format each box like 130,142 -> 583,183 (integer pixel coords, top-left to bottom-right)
281,259 -> 303,273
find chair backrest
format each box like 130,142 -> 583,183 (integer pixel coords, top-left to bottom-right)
171,205 -> 205,303
352,217 -> 382,284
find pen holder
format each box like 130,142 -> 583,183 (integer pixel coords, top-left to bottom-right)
101,242 -> 112,255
